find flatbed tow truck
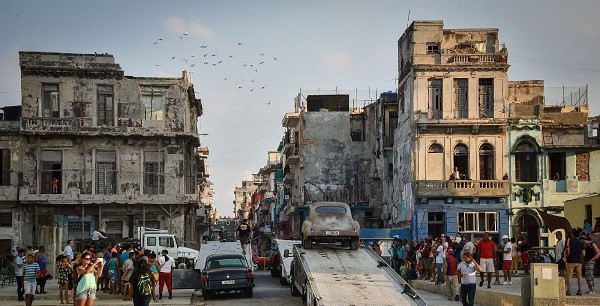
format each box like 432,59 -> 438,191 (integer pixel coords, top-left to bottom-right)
290,244 -> 427,306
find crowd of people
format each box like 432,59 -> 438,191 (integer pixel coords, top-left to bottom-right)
369,229 -> 599,306
9,240 -> 177,306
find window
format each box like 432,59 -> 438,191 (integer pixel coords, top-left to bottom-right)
42,84 -> 59,118
142,87 -> 165,120
454,79 -> 468,118
478,79 -> 494,118
137,220 -> 160,229
388,163 -> 393,180
144,150 -> 164,194
428,212 -> 445,238
96,151 -> 116,194
0,149 -> 9,186
458,212 -> 497,232
97,85 -> 114,126
548,152 -> 566,180
429,79 -> 443,119
426,43 -> 440,54
159,236 -> 175,248
427,143 -> 444,180
0,212 -> 11,227
514,142 -> 538,182
41,150 -> 62,194
146,237 -> 157,246
68,221 -> 91,239
453,144 -> 469,179
428,143 -> 444,153
479,144 -> 495,180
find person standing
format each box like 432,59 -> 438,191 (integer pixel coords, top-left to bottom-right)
64,240 -> 74,263
34,245 -> 48,294
457,252 -> 483,306
446,249 -> 460,301
57,254 -> 72,304
501,235 -> 512,285
565,228 -> 585,296
554,231 -> 567,281
511,237 -> 519,276
158,249 -> 175,300
14,248 -> 25,301
75,251 -> 105,306
518,234 -> 530,275
236,219 -> 252,254
477,232 -> 496,289
129,260 -> 156,306
23,253 -> 40,306
461,235 -> 475,259
582,234 -> 599,295
434,239 -> 444,285
121,251 -> 137,301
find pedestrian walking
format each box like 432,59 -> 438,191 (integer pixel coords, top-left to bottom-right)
23,253 -> 40,306
34,245 -> 49,294
457,252 -> 483,306
236,219 -> 252,254
129,260 -> 156,306
158,249 -> 175,299
75,251 -> 105,306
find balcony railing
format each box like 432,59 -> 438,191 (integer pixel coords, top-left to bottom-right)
415,179 -> 510,197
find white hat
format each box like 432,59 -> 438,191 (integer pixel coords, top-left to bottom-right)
393,235 -> 400,239
502,235 -> 509,239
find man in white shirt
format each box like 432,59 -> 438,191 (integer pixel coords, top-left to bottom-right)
63,240 -> 74,262
554,231 -> 566,280
91,229 -> 107,241
462,236 -> 475,258
158,250 -> 175,299
501,235 -> 513,285
435,239 -> 445,285
458,252 -> 484,306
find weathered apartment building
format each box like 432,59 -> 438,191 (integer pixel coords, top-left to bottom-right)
280,93 -> 374,238
507,81 -> 600,247
0,51 -> 203,253
396,21 -> 511,239
233,176 -> 259,221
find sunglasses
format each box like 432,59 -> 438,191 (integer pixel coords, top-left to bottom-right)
83,257 -> 91,260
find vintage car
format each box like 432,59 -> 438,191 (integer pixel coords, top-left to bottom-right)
301,201 -> 360,250
200,253 -> 254,299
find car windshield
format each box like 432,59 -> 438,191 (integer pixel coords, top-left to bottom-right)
206,258 -> 247,269
315,206 -> 347,215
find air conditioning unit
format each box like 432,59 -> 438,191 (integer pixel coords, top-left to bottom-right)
473,198 -> 479,203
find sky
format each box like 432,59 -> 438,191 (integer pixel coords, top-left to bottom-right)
1,1 -> 599,217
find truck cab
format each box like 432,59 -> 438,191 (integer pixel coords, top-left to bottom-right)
138,227 -> 198,261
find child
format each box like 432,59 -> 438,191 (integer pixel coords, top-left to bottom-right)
23,254 -> 40,306
399,260 -> 408,280
57,255 -> 72,304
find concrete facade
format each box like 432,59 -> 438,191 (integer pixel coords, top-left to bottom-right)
5,52 -> 203,257
396,21 -> 511,240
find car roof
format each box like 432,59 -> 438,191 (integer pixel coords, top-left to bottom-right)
206,253 -> 246,261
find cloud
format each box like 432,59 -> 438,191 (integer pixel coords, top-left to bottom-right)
319,50 -> 352,73
164,17 -> 215,39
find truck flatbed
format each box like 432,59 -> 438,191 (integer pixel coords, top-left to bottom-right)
291,245 -> 425,306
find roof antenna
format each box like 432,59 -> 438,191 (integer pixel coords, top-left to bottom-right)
406,9 -> 411,28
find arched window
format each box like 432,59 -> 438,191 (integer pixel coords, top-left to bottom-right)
428,143 -> 444,153
515,141 -> 538,182
479,143 -> 495,180
453,144 -> 469,179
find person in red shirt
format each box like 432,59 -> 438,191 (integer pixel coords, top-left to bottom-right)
446,249 -> 459,301
476,232 -> 497,289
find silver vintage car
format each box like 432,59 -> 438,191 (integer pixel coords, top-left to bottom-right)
301,201 -> 360,250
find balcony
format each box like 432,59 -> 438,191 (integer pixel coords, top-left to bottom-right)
282,112 -> 300,128
442,53 -> 508,65
415,180 -> 510,198
382,135 -> 394,149
284,172 -> 294,184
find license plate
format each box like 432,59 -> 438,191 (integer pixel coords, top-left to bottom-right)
325,231 -> 339,236
221,280 -> 235,285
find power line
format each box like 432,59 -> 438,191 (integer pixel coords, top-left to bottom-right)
210,123 -> 281,159
511,54 -> 600,73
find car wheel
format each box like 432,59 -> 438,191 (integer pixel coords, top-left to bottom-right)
242,287 -> 253,298
280,276 -> 288,286
202,289 -> 212,300
303,238 -> 312,249
350,238 -> 359,250
290,272 -> 300,296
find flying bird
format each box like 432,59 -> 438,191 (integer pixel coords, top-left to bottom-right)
200,45 -> 208,48
238,42 -> 242,45
229,55 -> 233,58
259,61 -> 265,64
183,31 -> 188,36
260,53 -> 264,56
273,57 -> 277,60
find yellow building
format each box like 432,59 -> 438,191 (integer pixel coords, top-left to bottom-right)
563,194 -> 600,231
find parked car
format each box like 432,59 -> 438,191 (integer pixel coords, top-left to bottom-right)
301,201 -> 360,250
200,253 -> 254,299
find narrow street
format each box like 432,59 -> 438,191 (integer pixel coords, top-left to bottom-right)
198,270 -> 302,306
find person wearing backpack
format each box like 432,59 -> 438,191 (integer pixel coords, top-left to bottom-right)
130,260 -> 156,306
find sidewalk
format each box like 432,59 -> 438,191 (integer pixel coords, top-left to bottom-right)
409,273 -> 600,306
0,280 -> 196,306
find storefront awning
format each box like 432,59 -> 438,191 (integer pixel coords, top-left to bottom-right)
536,209 -> 572,233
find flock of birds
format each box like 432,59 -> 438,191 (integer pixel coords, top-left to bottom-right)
151,32 -> 279,97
